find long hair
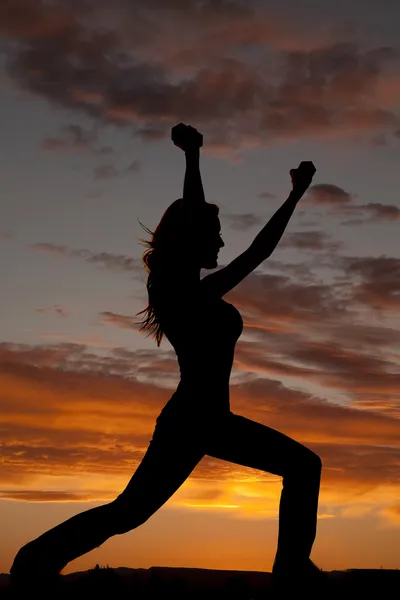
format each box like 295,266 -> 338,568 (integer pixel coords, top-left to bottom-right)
135,198 -> 220,347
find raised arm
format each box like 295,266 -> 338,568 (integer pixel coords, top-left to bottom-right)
250,161 -> 316,258
171,123 -> 205,206
201,162 -> 316,298
183,148 -> 205,205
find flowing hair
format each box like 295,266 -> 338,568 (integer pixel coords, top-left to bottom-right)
135,198 -> 220,347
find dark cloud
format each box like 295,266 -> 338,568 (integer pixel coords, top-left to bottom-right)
223,212 -> 265,232
133,125 -> 168,142
0,490 -> 100,502
278,230 -> 343,252
314,442 -> 400,489
306,184 -> 353,205
41,123 -> 103,154
93,161 -> 140,179
362,203 -> 400,221
228,270 -> 349,326
232,375 -> 400,447
337,255 -> 400,313
1,2 -> 399,149
306,184 -> 400,225
338,201 -> 400,225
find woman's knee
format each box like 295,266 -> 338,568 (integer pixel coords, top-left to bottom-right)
300,447 -> 322,476
286,445 -> 322,479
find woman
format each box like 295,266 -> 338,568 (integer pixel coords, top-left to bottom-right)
10,124 -> 322,591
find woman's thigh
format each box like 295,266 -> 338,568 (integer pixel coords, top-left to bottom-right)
204,411 -> 318,477
116,416 -> 206,515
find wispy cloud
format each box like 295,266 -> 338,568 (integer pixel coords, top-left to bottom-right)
93,164 -> 119,180
31,243 -> 143,275
36,305 -> 68,317
41,124 -> 101,153
93,160 -> 141,179
100,311 -> 140,331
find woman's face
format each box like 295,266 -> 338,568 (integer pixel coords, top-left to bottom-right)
199,217 -> 224,269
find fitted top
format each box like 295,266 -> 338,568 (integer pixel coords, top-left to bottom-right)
155,280 -> 243,421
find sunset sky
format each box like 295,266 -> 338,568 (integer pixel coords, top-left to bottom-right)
1,0 -> 400,575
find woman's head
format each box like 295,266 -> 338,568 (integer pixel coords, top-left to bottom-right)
135,198 -> 224,345
141,198 -> 223,272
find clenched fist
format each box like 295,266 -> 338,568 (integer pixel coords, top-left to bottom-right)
290,161 -> 316,195
171,123 -> 203,152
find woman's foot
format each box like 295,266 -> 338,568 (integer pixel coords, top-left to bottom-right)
271,557 -> 327,596
10,540 -> 67,584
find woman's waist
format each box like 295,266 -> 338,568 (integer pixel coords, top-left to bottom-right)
157,382 -> 230,422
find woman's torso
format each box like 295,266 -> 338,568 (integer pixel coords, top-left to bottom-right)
155,280 -> 243,423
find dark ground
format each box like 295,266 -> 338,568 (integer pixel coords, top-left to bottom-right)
0,564 -> 398,599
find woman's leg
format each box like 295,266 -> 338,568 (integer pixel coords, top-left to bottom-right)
204,411 -> 322,568
10,418 -> 205,578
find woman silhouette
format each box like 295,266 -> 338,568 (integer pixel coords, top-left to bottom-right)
10,124 -> 322,589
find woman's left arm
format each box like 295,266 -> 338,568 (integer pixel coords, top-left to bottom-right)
183,148 -> 206,206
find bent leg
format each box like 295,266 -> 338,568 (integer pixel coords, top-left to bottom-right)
10,420 -> 205,577
205,412 -> 322,565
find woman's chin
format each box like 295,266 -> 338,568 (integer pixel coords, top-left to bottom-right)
202,257 -> 218,269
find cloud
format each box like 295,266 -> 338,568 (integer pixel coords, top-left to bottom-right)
360,203 -> 400,221
1,2 -> 399,152
258,192 -> 276,200
1,339 -> 400,512
278,230 -> 342,252
306,184 -> 400,224
31,243 -> 143,275
0,490 -> 99,502
32,242 -> 67,255
93,164 -> 119,180
133,125 -> 167,142
100,311 -> 140,331
41,123 -> 99,153
93,161 -> 141,179
306,184 -> 354,206
223,211 -> 265,232
337,255 -> 400,313
36,305 -> 68,317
